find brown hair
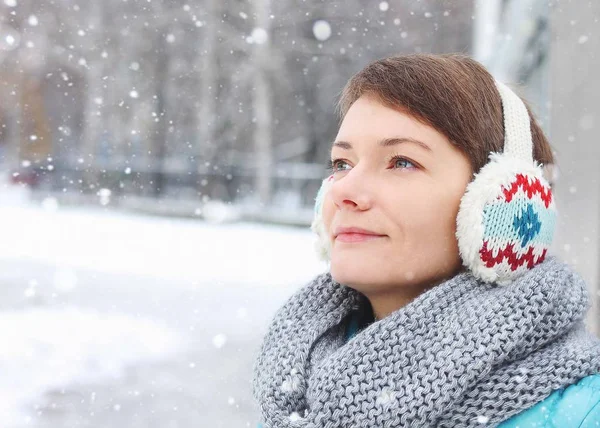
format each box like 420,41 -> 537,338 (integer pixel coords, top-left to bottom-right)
336,53 -> 554,175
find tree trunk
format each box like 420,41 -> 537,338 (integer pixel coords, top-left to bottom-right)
252,0 -> 273,207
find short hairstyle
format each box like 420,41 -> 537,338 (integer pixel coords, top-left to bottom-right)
336,53 -> 554,175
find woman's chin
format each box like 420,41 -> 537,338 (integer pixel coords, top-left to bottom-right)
330,258 -> 375,285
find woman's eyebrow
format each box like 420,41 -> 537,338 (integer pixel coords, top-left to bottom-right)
332,137 -> 432,152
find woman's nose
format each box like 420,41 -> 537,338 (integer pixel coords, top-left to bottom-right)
328,169 -> 373,211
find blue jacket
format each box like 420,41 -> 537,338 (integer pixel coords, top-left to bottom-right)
256,319 -> 600,427
498,374 -> 600,427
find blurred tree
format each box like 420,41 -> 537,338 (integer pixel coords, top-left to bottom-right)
0,0 -> 474,204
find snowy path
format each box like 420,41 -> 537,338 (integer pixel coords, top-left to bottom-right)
0,193 -> 327,427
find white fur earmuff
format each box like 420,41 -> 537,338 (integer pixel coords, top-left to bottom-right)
455,81 -> 556,284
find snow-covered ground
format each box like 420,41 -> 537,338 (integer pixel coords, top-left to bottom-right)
0,181 -> 327,427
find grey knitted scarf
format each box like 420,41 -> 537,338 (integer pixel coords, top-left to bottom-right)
252,256 -> 600,427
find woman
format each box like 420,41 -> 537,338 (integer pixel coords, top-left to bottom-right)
252,54 -> 600,427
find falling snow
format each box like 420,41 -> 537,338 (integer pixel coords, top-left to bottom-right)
477,415 -> 490,424
0,0 -> 597,426
312,20 -> 332,42
212,333 -> 227,349
250,27 -> 268,44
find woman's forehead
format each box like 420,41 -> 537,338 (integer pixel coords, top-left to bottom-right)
331,137 -> 433,154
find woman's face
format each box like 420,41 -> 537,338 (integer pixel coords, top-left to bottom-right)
322,94 -> 474,298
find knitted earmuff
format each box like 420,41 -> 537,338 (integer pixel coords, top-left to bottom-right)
456,81 -> 556,284
310,80 -> 556,285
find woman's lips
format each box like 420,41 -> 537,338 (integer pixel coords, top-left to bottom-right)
335,233 -> 386,243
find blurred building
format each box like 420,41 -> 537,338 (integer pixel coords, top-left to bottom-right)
0,71 -> 52,166
473,0 -> 600,335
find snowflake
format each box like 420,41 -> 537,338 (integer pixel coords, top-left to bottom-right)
476,415 -> 490,424
375,387 -> 397,407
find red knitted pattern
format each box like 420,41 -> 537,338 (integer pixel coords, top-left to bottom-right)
480,241 -> 548,271
500,174 -> 552,208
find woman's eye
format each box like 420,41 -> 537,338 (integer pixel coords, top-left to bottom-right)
329,159 -> 350,172
327,156 -> 416,173
392,157 -> 416,169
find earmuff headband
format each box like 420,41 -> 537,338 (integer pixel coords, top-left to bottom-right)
494,81 -> 533,163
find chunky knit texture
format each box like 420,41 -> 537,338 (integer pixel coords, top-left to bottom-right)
252,256 -> 600,427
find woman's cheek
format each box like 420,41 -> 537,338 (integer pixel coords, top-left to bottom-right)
322,194 -> 334,233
